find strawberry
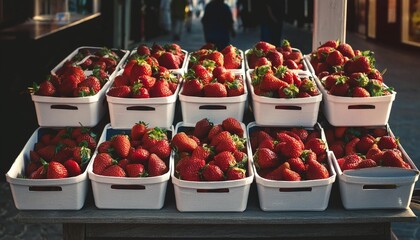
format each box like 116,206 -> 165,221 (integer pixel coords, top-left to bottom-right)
193,118 -> 213,140
142,127 -> 168,149
107,85 -> 132,97
26,161 -> 41,177
287,157 -> 306,174
117,158 -> 129,170
254,41 -> 276,53
191,144 -> 214,162
149,79 -> 173,97
201,164 -> 224,181
137,44 -> 151,55
64,159 -> 82,177
253,148 -> 280,170
306,160 -> 329,180
97,141 -> 112,154
319,40 -> 339,49
263,162 -> 290,180
213,151 -> 237,172
357,159 -> 377,169
46,161 -> 68,179
223,51 -> 241,69
348,72 -> 369,87
284,59 -> 299,69
35,80 -> 56,96
345,137 -> 360,155
130,60 -> 152,81
126,163 -> 146,177
329,77 -> 350,96
266,49 -> 283,68
299,78 -> 319,96
336,42 -> 355,58
172,132 -> 198,153
352,86 -> 370,97
130,121 -> 148,141
329,141 -> 345,158
341,154 -> 363,171
30,165 -> 47,179
275,133 -> 303,158
381,149 -> 410,169
279,39 -> 293,52
203,82 -> 227,97
226,167 -> 246,180
181,78 -> 203,96
222,117 -> 244,137
226,78 -> 245,97
128,147 -> 150,163
93,153 -> 116,174
177,157 -> 206,181
304,138 -> 326,156
158,52 -> 181,69
377,136 -> 398,150
36,145 -> 56,162
148,153 -> 168,176
282,168 -> 302,181
101,165 -> 126,177
356,134 -> 376,154
111,134 -> 131,158
79,76 -> 101,93
326,50 -> 345,66
148,139 -> 171,159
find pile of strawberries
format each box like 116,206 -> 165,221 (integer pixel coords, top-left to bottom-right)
309,40 -> 393,97
107,44 -> 183,98
92,122 -> 170,177
249,126 -> 330,181
324,126 -> 412,171
250,65 -> 319,98
24,127 -> 98,179
181,44 -> 245,97
172,117 -> 248,181
246,40 -> 304,70
32,47 -> 121,97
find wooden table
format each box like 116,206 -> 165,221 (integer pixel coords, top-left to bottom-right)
16,182 -> 417,240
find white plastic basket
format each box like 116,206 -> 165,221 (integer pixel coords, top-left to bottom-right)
179,74 -> 247,125
87,123 -> 172,209
6,127 -> 90,210
171,121 -> 254,212
107,70 -> 181,129
247,122 -> 336,211
246,70 -> 322,127
33,46 -> 129,127
314,76 -> 396,126
329,127 -> 419,209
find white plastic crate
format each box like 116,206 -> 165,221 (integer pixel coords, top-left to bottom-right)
329,127 -> 419,209
33,46 -> 129,127
244,48 -> 311,75
171,121 -> 254,212
179,74 -> 247,125
87,123 -> 172,209
247,122 -> 336,211
246,70 -> 322,127
6,127 -> 90,210
314,76 -> 396,126
107,70 -> 181,129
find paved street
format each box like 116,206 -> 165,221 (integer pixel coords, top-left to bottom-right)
1,12 -> 419,240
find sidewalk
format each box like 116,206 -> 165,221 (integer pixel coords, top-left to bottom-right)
1,15 -> 419,240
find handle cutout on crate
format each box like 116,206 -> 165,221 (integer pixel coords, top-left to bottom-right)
275,106 -> 302,110
363,184 -> 397,190
279,187 -> 312,192
126,106 -> 156,111
111,185 -> 146,190
50,105 -> 78,110
348,105 -> 376,109
197,188 -> 229,193
29,186 -> 62,191
199,105 -> 227,110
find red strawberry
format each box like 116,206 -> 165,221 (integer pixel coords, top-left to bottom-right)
207,124 -> 224,142
352,86 -> 370,97
326,50 -> 345,66
356,134 -> 376,154
193,118 -> 213,140
172,132 -> 198,153
223,51 -> 241,69
304,138 -> 326,156
266,49 -> 283,68
253,148 -> 280,170
287,157 -> 306,174
226,167 -> 246,180
46,161 -> 68,179
79,76 -> 101,93
306,160 -> 329,180
177,157 -> 205,181
357,159 -> 377,169
93,153 -> 116,174
329,77 -> 350,96
148,139 -> 171,159
30,164 -> 47,179
158,52 -> 181,69
107,85 -> 132,97
203,82 -> 227,97
130,60 -> 152,81
149,79 -> 173,97
130,121 -> 148,141
254,41 -> 276,53
336,42 -> 355,58
281,168 -> 302,181
329,141 -> 345,158
275,132 -> 303,158
148,153 -> 168,176
191,144 -> 214,162
111,134 -> 131,158
101,165 -> 126,177
381,149 -> 410,169
128,147 -> 150,163
377,136 -> 398,150
222,117 -> 244,137
345,137 -> 360,155
213,151 -> 237,172
319,40 -> 339,49
137,44 -> 151,55
142,127 -> 168,149
26,161 -> 41,177
263,162 -> 290,180
182,78 -> 203,96
201,164 -> 224,181
126,163 -> 146,177
35,80 -> 56,96
341,154 -> 363,171
64,159 -> 82,177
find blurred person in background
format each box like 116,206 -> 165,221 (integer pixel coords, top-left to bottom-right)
160,0 -> 171,35
171,0 -> 189,41
257,0 -> 285,46
201,0 -> 236,50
